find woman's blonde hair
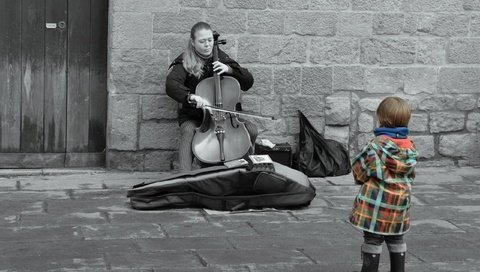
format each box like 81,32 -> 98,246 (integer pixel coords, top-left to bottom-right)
183,22 -> 212,79
376,97 -> 411,127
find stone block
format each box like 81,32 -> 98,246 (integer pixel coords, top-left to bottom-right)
108,94 -> 139,151
404,67 -> 437,94
464,0 -> 480,10
139,121 -> 179,149
410,135 -> 435,159
205,10 -> 247,34
358,113 -> 373,132
416,38 -> 446,65
410,113 -> 429,132
311,38 -> 360,65
448,38 -> 480,64
254,118 -> 287,135
357,132 -> 373,150
358,98 -> 382,112
180,0 -> 208,7
401,0 -> 463,11
281,95 -> 324,117
238,36 -> 307,64
456,94 -> 477,110
112,0 -> 179,12
338,13 -> 372,37
365,68 -> 403,93
466,113 -> 480,132
352,0 -> 402,11
247,11 -> 284,34
267,0 -> 309,9
373,13 -> 404,35
141,95 -> 177,120
333,66 -> 365,91
430,112 -> 465,133
110,49 -> 168,94
324,126 -> 350,147
439,134 -> 477,158
418,95 -> 455,111
144,150 -> 175,171
244,66 -> 273,95
471,15 -> 480,36
285,12 -> 337,36
325,96 -> 351,125
239,94 -> 261,114
224,0 -> 267,9
415,14 -> 469,37
152,33 -> 188,58
111,13 -> 152,49
153,9 -> 203,34
301,67 -> 332,95
286,116 -> 325,134
274,67 -> 302,95
361,38 -> 415,64
107,151 -> 144,171
310,0 -> 349,10
439,67 -> 480,93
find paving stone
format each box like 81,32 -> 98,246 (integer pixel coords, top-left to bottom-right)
249,221 -> 357,237
205,210 -> 297,223
105,251 -> 204,270
80,223 -> 165,240
324,173 -> 355,185
410,219 -> 465,234
18,212 -> 107,227
197,248 -> 312,266
110,209 -> 206,224
412,205 -> 480,220
290,205 -> 352,220
408,234 -> 479,262
0,255 -> 106,271
228,235 -> 338,249
415,192 -> 480,205
449,219 -> 480,234
136,237 -> 233,252
45,198 -> 130,215
162,222 -> 258,238
0,225 -> 82,242
18,174 -> 106,190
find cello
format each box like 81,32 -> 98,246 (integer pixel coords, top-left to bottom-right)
191,32 -> 252,164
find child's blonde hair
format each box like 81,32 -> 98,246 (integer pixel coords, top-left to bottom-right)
376,97 -> 411,128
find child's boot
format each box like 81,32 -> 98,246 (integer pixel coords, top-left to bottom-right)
388,243 -> 406,272
360,244 -> 381,272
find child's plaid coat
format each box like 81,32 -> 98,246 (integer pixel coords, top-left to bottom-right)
349,135 -> 418,235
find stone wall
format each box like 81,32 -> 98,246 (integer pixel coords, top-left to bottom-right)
107,0 -> 480,170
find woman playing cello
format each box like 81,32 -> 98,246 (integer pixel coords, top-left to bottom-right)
166,22 -> 258,172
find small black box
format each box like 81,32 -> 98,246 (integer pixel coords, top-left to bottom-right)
254,143 -> 292,167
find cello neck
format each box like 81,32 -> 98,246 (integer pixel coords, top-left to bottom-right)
213,31 -> 223,108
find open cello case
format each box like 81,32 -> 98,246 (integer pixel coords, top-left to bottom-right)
127,155 -> 316,211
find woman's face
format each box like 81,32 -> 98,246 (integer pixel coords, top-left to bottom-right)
192,29 -> 213,56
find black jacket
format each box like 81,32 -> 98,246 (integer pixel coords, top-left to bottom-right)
166,50 -> 254,125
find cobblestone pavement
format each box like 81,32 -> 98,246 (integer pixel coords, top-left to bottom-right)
0,166 -> 479,271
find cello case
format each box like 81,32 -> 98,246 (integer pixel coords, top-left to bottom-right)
127,156 -> 316,211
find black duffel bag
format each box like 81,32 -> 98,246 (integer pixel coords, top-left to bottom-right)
295,110 -> 351,177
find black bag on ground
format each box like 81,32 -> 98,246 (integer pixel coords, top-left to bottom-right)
127,160 -> 316,211
295,110 -> 351,177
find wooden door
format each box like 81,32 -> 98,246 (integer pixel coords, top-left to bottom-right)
0,0 -> 108,168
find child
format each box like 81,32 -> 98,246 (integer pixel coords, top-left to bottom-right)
349,97 -> 418,272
